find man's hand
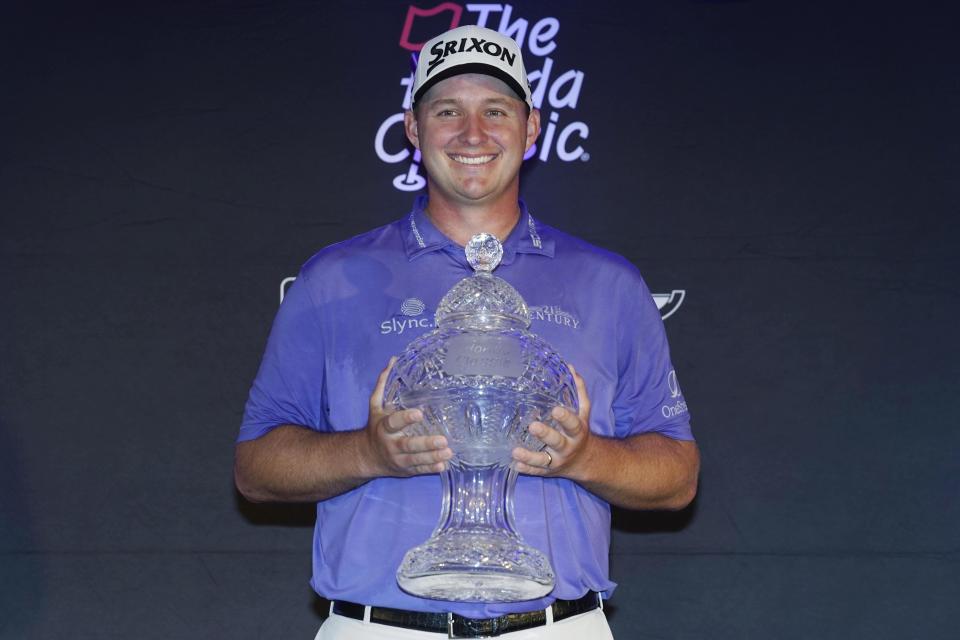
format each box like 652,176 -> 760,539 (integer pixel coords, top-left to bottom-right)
362,358 -> 454,478
511,365 -> 592,477
509,364 -> 700,511
235,358 -> 454,504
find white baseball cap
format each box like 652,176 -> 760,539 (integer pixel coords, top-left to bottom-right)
411,25 -> 533,110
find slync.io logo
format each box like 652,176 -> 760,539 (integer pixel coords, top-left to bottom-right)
374,3 -> 591,192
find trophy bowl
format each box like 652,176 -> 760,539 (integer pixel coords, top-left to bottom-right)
384,233 -> 578,602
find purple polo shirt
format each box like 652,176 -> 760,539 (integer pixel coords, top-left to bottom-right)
239,197 -> 693,617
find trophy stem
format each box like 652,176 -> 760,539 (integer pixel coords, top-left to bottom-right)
437,464 -> 517,535
397,464 -> 555,602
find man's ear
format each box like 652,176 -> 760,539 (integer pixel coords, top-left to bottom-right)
525,108 -> 542,152
404,110 -> 420,149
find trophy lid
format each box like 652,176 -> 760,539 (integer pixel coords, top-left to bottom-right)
435,233 -> 531,329
465,232 -> 503,272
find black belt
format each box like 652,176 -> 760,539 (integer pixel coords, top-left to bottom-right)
331,591 -> 602,638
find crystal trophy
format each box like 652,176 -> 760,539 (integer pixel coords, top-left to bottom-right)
383,233 -> 579,602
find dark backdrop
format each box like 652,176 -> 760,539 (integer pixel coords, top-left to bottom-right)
1,1 -> 957,638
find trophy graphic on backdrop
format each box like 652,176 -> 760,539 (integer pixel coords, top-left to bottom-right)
383,233 -> 579,602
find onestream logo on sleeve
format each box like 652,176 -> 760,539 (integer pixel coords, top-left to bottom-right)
661,369 -> 689,419
374,3 -> 591,192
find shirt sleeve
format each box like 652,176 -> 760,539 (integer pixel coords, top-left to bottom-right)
237,269 -> 330,442
611,272 -> 694,441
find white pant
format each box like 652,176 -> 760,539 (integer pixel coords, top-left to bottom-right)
314,608 -> 614,639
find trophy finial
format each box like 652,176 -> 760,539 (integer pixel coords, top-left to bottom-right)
465,233 -> 503,272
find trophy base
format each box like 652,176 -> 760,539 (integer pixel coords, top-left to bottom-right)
396,529 -> 554,602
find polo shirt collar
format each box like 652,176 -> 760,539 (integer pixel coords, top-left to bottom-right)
402,195 -> 556,265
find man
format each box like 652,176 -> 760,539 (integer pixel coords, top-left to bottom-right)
235,25 -> 698,639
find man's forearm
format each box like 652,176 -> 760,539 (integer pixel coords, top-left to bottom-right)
234,425 -> 375,503
570,433 -> 699,511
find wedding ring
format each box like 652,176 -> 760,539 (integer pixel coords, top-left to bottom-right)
544,451 -> 553,468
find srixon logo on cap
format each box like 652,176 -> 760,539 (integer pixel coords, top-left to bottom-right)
425,36 -> 517,75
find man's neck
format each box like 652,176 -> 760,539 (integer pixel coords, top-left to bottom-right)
423,192 -> 522,247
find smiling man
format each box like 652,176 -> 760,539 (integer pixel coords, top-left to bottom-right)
235,25 -> 698,640
403,71 -> 539,243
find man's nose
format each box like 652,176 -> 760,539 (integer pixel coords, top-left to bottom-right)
458,113 -> 486,145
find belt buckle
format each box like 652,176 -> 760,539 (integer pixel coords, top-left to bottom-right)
447,612 -> 499,638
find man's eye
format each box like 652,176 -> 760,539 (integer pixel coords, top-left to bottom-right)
487,110 -> 505,117
437,109 -> 457,117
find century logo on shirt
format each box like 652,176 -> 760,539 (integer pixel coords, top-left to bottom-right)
529,304 -> 581,329
381,297 -> 434,335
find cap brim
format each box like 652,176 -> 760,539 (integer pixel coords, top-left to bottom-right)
413,62 -> 529,109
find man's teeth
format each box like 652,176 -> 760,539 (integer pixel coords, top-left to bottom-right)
451,154 -> 496,165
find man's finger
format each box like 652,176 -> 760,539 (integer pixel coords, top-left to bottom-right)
510,449 -> 548,476
382,408 -> 424,433
511,446 -> 539,465
528,420 -> 567,450
395,434 -> 447,453
369,356 -> 397,411
412,461 -> 449,475
403,447 -> 453,468
550,405 -> 583,438
568,363 -> 591,421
